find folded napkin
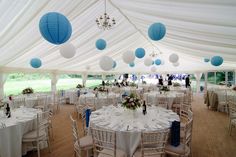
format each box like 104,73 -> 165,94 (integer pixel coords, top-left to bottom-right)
85,109 -> 91,128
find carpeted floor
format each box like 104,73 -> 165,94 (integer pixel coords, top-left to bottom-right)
25,93 -> 236,157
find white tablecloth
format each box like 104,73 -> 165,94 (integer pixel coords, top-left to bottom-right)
143,91 -> 184,109
64,88 -> 91,104
79,93 -> 120,109
90,105 -> 179,156
169,86 -> 188,93
0,107 -> 41,157
120,87 -> 143,95
12,94 -> 51,108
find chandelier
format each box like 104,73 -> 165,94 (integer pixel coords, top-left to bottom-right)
96,0 -> 116,30
149,50 -> 160,58
149,47 -> 162,58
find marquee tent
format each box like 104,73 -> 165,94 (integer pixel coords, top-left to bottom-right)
0,0 -> 235,75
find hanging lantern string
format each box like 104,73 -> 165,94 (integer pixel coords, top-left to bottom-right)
109,0 -> 162,54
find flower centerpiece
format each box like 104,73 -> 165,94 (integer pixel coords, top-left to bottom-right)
122,93 -> 142,110
76,84 -> 84,88
98,86 -> 108,92
22,87 -> 34,94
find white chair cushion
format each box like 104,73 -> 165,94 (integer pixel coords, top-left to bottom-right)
98,148 -> 127,157
133,148 -> 162,157
23,130 -> 46,141
74,135 -> 93,149
232,119 -> 236,125
165,143 -> 190,155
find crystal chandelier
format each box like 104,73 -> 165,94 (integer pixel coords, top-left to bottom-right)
96,0 -> 116,30
149,50 -> 160,58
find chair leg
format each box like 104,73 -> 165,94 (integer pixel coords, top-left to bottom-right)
37,141 -> 40,157
86,150 -> 89,157
47,138 -> 51,153
50,124 -> 54,141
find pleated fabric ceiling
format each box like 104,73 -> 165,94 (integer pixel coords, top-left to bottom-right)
0,0 -> 235,74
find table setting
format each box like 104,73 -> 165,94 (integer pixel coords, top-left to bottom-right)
89,92 -> 179,156
0,106 -> 41,157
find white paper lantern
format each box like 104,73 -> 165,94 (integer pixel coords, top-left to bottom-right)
173,62 -> 180,67
144,57 -> 153,66
169,53 -> 179,63
99,56 -> 113,71
151,66 -> 157,72
122,51 -> 135,64
59,43 -> 76,59
161,60 -> 165,65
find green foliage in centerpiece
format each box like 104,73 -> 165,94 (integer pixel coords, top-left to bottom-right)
76,84 -> 84,88
122,93 -> 142,110
22,87 -> 34,94
97,86 -> 108,92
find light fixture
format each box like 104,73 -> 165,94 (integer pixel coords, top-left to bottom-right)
96,0 -> 116,30
149,48 -> 161,58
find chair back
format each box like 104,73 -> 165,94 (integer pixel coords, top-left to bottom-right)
156,96 -> 168,109
37,96 -> 48,110
12,97 -> 25,108
146,94 -> 156,106
90,127 -> 116,157
183,118 -> 193,147
140,129 -> 169,157
70,115 -> 82,157
36,111 -> 50,139
228,101 -> 236,119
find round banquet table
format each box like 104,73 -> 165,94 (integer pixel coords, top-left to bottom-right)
169,86 -> 188,93
143,91 -> 184,109
119,87 -> 143,95
79,92 -> 120,109
0,107 -> 41,157
89,105 -> 179,157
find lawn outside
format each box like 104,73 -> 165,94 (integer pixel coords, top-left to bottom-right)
4,78 -> 102,96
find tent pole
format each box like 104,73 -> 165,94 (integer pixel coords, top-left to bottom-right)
0,73 -> 7,100
82,73 -> 88,87
51,73 -> 59,108
204,72 -> 208,94
225,71 -> 228,86
194,72 -> 202,93
214,72 -> 217,85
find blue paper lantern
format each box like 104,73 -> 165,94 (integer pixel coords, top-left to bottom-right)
96,39 -> 107,50
148,23 -> 166,41
30,58 -> 42,68
204,58 -> 210,62
135,48 -> 145,58
211,56 -> 223,66
39,12 -> 72,45
112,61 -> 117,68
155,59 -> 162,65
129,62 -> 135,67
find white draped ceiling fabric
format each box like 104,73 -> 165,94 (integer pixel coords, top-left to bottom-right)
0,0 -> 235,75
